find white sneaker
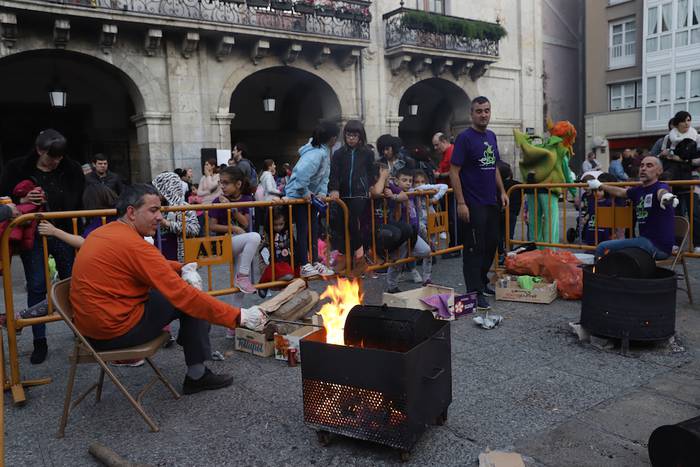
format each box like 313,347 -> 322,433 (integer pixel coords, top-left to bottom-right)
694,247 -> 700,254
313,262 -> 335,277
672,245 -> 680,255
240,306 -> 267,332
300,263 -> 319,278
410,268 -> 423,284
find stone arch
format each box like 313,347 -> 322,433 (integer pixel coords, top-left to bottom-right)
0,48 -> 154,180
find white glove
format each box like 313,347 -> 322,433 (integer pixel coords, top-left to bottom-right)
181,262 -> 203,290
240,306 -> 267,332
587,179 -> 602,190
660,193 -> 679,210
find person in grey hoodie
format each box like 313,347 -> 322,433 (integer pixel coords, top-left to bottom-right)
283,121 -> 339,279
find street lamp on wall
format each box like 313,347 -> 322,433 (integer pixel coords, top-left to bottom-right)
262,88 -> 276,112
408,102 -> 419,116
49,88 -> 67,108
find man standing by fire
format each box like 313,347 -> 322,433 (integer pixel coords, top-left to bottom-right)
589,156 -> 677,260
449,96 -> 509,311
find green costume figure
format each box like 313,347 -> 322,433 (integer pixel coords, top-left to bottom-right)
513,120 -> 577,245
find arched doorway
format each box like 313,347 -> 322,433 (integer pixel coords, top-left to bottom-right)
230,67 -> 342,168
398,78 -> 470,148
0,50 -> 142,182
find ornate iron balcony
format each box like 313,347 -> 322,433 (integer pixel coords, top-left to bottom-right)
383,8 -> 501,58
39,0 -> 372,41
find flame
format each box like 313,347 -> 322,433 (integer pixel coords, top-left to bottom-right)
317,278 -> 362,346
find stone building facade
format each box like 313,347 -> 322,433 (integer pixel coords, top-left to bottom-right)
0,0 -> 543,181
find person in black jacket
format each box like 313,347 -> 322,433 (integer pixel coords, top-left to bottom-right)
0,129 -> 85,364
377,134 -> 415,178
85,153 -> 123,195
328,120 -> 377,277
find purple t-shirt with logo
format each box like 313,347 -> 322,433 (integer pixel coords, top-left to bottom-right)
208,195 -> 253,231
451,127 -> 500,206
627,181 -> 674,254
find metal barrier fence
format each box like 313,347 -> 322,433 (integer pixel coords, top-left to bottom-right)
505,180 -> 700,257
0,190 -> 461,407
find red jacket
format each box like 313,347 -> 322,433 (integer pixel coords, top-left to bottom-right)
0,179 -> 43,252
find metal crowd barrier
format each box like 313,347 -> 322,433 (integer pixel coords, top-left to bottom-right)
505,180 -> 700,257
0,190 -> 462,408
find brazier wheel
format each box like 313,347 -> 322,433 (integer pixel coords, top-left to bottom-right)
435,409 -> 448,426
400,450 -> 411,462
316,430 -> 333,446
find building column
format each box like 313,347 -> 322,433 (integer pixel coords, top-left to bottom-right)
211,112 -> 235,149
130,112 -> 173,182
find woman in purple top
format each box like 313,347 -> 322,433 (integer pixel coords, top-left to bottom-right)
590,156 -> 677,260
207,166 -> 261,294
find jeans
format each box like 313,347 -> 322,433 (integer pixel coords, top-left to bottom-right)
89,290 -> 211,366
460,204 -> 500,294
595,237 -> 670,261
20,235 -> 75,340
294,203 -> 319,266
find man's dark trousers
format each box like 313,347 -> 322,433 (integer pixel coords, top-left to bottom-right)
89,290 -> 211,366
460,203 -> 500,293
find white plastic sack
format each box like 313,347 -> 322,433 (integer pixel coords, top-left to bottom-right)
181,262 -> 203,290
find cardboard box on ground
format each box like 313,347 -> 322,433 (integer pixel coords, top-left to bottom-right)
382,284 -> 477,320
495,274 -> 557,304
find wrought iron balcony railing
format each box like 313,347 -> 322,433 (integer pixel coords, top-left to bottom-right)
383,8 -> 500,57
37,0 -> 372,41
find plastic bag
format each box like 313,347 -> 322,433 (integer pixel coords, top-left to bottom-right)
505,249 -> 583,300
181,262 -> 203,290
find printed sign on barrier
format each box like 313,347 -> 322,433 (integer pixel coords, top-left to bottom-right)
184,235 -> 232,266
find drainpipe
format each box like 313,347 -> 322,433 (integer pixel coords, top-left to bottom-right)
357,49 -> 365,122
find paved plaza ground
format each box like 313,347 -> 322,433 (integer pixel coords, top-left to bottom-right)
3,254 -> 699,466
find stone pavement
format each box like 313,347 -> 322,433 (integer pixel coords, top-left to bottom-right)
3,255 -> 699,466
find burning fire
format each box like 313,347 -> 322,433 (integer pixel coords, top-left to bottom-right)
317,278 -> 362,346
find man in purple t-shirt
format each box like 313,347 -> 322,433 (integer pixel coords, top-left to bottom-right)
449,96 -> 509,310
589,156 -> 677,260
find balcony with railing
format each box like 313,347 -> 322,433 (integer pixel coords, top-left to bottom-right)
383,7 -> 504,77
8,0 -> 372,43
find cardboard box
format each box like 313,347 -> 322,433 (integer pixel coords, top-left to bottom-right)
234,327 -> 274,357
495,277 -> 558,304
455,292 -> 478,318
274,326 -> 317,363
382,285 -> 455,320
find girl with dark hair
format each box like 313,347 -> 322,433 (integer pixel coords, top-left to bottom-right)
328,119 -> 376,276
208,166 -> 262,296
257,159 -> 281,201
196,158 -> 222,204
284,121 -> 339,278
377,134 -> 415,178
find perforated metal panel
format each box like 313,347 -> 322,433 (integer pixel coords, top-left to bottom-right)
303,379 -> 413,449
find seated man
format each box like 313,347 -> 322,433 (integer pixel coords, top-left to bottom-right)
70,184 -> 266,395
588,156 -> 678,260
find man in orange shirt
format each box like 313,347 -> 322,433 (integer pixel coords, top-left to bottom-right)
70,184 -> 266,395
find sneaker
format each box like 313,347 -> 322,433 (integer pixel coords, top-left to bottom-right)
182,367 -> 233,395
672,245 -> 680,255
694,247 -> 700,254
422,279 -> 433,287
240,306 -> 267,332
482,285 -> 496,296
20,299 -> 49,319
30,338 -> 48,365
235,274 -> 256,294
257,288 -> 268,299
387,287 -> 401,294
225,328 -> 236,339
279,273 -> 294,281
410,268 -> 423,284
313,262 -> 335,277
111,359 -> 145,367
300,263 -> 319,278
477,295 -> 491,311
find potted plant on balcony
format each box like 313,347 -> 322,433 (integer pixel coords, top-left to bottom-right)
247,0 -> 271,7
222,0 -> 246,4
271,0 -> 293,10
294,0 -> 315,14
400,10 -> 506,41
335,5 -> 355,20
316,0 -> 335,17
355,6 -> 371,23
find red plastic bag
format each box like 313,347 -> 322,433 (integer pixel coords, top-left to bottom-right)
505,249 -> 583,300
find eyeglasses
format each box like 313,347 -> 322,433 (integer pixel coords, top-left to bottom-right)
345,132 -> 360,139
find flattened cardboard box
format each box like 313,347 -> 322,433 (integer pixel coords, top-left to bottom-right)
234,327 -> 274,357
273,326 -> 316,363
495,278 -> 558,304
382,284 -> 455,320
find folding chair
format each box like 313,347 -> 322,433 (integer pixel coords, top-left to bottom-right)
51,278 -> 180,438
656,216 -> 694,304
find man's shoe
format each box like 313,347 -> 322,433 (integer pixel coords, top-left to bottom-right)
182,368 -> 233,395
477,295 -> 491,311
482,285 -> 496,296
30,338 -> 48,365
111,359 -> 145,367
387,287 -> 401,294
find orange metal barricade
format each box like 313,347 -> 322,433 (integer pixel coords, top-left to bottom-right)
505,180 -> 700,257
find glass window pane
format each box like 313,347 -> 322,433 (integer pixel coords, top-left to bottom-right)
646,106 -> 658,121
662,3 -> 672,32
694,0 -> 700,25
660,74 -> 671,101
660,33 -> 673,49
637,80 -> 643,107
659,104 -> 671,120
691,70 -> 700,97
679,0 -> 689,27
692,28 -> 700,43
611,97 -> 622,111
690,101 -> 700,118
611,85 -> 622,98
676,72 -> 687,100
624,97 -> 635,108
647,37 -> 659,51
675,102 -> 688,113
677,31 -> 689,45
647,76 -> 658,103
649,6 -> 659,34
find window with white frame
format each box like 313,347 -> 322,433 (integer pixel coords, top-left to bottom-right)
647,3 -> 673,51
416,0 -> 445,14
645,70 -> 700,124
609,81 -> 641,111
609,18 -> 636,68
674,0 -> 700,46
